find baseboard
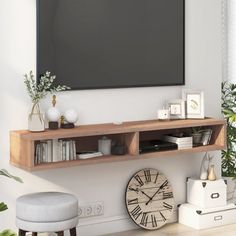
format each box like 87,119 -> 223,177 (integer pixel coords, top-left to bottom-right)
76,210 -> 178,236
41,210 -> 177,236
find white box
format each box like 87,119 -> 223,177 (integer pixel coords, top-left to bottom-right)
187,178 -> 227,208
179,203 -> 236,229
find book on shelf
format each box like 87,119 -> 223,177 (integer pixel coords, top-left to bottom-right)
34,139 -> 77,165
162,134 -> 193,150
77,151 -> 103,159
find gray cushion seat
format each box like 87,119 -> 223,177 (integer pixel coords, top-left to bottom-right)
16,192 -> 78,233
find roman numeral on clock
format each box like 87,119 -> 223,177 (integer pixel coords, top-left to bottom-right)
131,205 -> 142,220
144,169 -> 151,182
135,174 -> 144,187
151,214 -> 157,228
128,198 -> 138,205
140,212 -> 148,227
154,172 -> 159,183
163,192 -> 173,199
159,211 -> 166,221
163,202 -> 173,210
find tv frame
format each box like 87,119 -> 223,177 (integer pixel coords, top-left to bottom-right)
36,0 -> 185,90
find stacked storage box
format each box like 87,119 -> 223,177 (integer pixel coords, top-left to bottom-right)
179,178 -> 236,229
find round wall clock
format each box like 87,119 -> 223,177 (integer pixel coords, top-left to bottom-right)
125,168 -> 174,230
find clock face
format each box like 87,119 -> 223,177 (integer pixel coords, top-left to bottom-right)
125,168 -> 174,230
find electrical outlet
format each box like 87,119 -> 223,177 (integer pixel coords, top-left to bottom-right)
93,202 -> 104,216
78,201 -> 104,218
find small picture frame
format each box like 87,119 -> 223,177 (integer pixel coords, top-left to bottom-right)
182,89 -> 204,119
167,99 -> 186,119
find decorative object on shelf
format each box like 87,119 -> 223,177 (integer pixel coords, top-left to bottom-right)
61,109 -> 78,128
208,165 -> 217,181
157,108 -> 170,121
199,152 -> 214,180
201,129 -> 213,146
28,111 -> 45,133
125,168 -> 174,230
111,141 -> 127,155
98,136 -> 112,155
167,99 -> 186,119
182,89 -> 204,119
24,71 -> 69,132
46,95 -> 61,130
191,127 -> 203,146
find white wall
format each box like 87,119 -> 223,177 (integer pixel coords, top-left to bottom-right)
0,0 -> 222,235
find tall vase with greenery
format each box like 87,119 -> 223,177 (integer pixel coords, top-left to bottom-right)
0,169 -> 23,236
24,71 -> 69,132
221,81 -> 236,202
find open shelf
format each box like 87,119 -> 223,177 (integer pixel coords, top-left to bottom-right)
10,117 -> 226,171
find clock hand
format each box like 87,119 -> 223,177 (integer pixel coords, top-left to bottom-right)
146,180 -> 168,205
140,190 -> 152,200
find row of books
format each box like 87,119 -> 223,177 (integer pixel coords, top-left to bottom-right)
35,139 -> 76,164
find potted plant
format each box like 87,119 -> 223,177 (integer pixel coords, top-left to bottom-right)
0,169 -> 23,236
191,127 -> 203,146
24,71 -> 69,132
221,81 -> 236,202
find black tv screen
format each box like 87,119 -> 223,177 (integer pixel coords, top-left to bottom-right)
37,0 -> 185,90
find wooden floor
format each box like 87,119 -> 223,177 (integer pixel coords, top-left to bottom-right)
106,223 -> 236,236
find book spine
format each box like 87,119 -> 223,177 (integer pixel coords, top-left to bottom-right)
52,139 -> 59,162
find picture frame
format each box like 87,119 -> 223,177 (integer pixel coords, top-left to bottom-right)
182,89 -> 204,119
167,99 -> 186,119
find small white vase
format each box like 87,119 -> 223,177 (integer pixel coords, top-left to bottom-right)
28,102 -> 45,132
28,113 -> 45,132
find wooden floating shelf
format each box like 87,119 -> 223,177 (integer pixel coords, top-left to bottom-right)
10,118 -> 226,171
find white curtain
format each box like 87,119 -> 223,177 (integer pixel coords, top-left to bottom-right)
223,0 -> 236,82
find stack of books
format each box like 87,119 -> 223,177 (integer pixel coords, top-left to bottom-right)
35,139 -> 76,164
35,140 -> 53,164
163,134 -> 193,150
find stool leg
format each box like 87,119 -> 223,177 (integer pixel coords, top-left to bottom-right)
18,229 -> 27,236
32,233 -> 38,236
70,227 -> 77,236
56,231 -> 64,236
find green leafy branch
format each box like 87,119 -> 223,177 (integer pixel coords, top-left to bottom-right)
221,81 -> 236,177
0,170 -> 23,236
24,71 -> 70,105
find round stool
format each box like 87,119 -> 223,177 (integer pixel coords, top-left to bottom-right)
16,192 -> 78,236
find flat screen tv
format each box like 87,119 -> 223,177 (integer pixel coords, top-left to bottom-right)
37,0 -> 185,90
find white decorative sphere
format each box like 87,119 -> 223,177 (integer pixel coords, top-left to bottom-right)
46,107 -> 61,122
64,109 -> 78,123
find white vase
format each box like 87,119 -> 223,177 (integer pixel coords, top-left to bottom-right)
208,164 -> 216,181
28,113 -> 45,132
28,103 -> 45,132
